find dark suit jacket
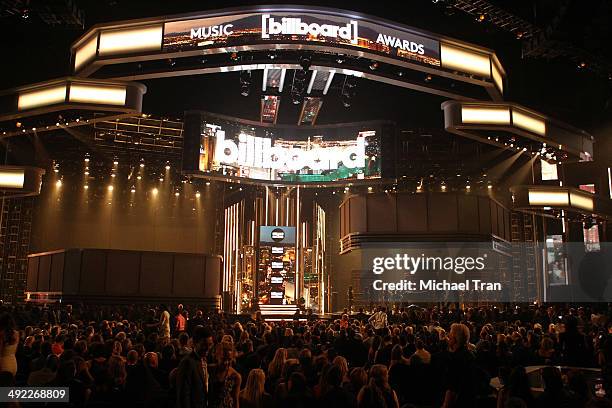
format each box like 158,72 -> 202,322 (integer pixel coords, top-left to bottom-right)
176,351 -> 208,408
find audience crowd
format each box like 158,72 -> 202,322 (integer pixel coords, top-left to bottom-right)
0,302 -> 612,408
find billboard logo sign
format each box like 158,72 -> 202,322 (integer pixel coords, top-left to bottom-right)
190,24 -> 234,39
214,130 -> 366,171
262,14 -> 358,44
271,228 -> 285,242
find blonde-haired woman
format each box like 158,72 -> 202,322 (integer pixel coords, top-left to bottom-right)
267,348 -> 287,393
240,368 -> 273,408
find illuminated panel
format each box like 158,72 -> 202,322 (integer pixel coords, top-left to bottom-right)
260,95 -> 280,124
512,110 -> 546,136
569,191 -> 594,211
541,160 -> 558,181
68,84 -> 127,106
74,35 -> 98,71
528,190 -> 569,206
440,43 -> 491,77
0,170 -> 25,188
98,25 -> 163,56
461,106 -> 510,124
18,85 -> 67,111
491,60 -> 503,94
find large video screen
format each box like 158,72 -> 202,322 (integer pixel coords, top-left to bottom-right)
189,113 -> 383,183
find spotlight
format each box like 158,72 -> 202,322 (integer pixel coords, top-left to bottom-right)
108,185 -> 114,192
111,173 -> 116,178
195,192 -> 201,198
56,180 -> 62,187
137,175 -> 142,180
206,181 -> 211,186
84,157 -> 89,162
168,58 -> 176,67
113,160 -> 118,165
84,185 -> 89,190
140,163 -> 145,168
516,31 -> 524,40
578,62 -> 587,69
466,184 -> 471,190
424,74 -> 433,82
84,171 -> 89,176
152,188 -> 158,195
299,55 -> 312,71
369,61 -> 379,70
268,52 -> 276,60
21,9 -> 29,19
336,56 -> 345,64
487,184 -> 493,189
477,13 -> 487,22
131,186 -> 136,193
368,186 -> 373,192
175,192 -> 180,197
230,52 -> 239,61
341,93 -> 351,108
165,164 -> 171,170
159,178 -> 164,182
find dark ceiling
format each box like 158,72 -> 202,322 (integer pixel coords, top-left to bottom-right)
0,0 -> 610,132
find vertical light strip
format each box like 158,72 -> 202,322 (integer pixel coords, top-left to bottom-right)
262,66 -> 268,92
224,208 -> 229,292
279,69 -> 287,92
323,70 -> 335,95
286,196 -> 290,226
265,186 -> 269,225
296,187 -> 300,302
275,197 -> 279,225
607,167 -> 611,199
306,70 -> 318,94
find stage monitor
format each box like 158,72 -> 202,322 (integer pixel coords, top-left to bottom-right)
183,111 -> 389,185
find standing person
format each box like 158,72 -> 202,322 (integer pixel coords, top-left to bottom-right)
159,305 -> 171,343
368,307 -> 388,334
441,323 -> 481,408
209,341 -> 241,408
176,326 -> 214,408
0,313 -> 19,378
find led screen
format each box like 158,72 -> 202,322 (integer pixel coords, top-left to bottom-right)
192,113 -> 383,183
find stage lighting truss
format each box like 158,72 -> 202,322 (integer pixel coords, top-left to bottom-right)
510,185 -> 612,221
93,115 -> 184,154
441,101 -> 594,163
67,6 -> 506,101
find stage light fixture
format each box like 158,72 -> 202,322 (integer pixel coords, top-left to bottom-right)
240,70 -> 252,97
368,186 -> 373,192
84,171 -> 89,175
230,52 -> 239,61
159,178 -> 164,182
175,191 -> 180,197
111,173 -> 116,178
195,192 -> 201,198
369,61 -> 379,70
206,181 -> 211,186
131,186 -> 136,193
168,58 -> 176,67
108,185 -> 113,192
84,185 -> 89,189
487,184 -> 493,189
114,160 -> 119,165
424,74 -> 433,82
140,163 -> 145,168
165,164 -> 171,170
56,180 -> 62,187
152,188 -> 158,195
137,175 -> 142,180
84,157 -> 89,162
299,55 -> 312,71
336,56 -> 345,64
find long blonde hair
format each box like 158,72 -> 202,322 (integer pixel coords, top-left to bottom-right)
240,368 -> 265,407
268,348 -> 287,379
